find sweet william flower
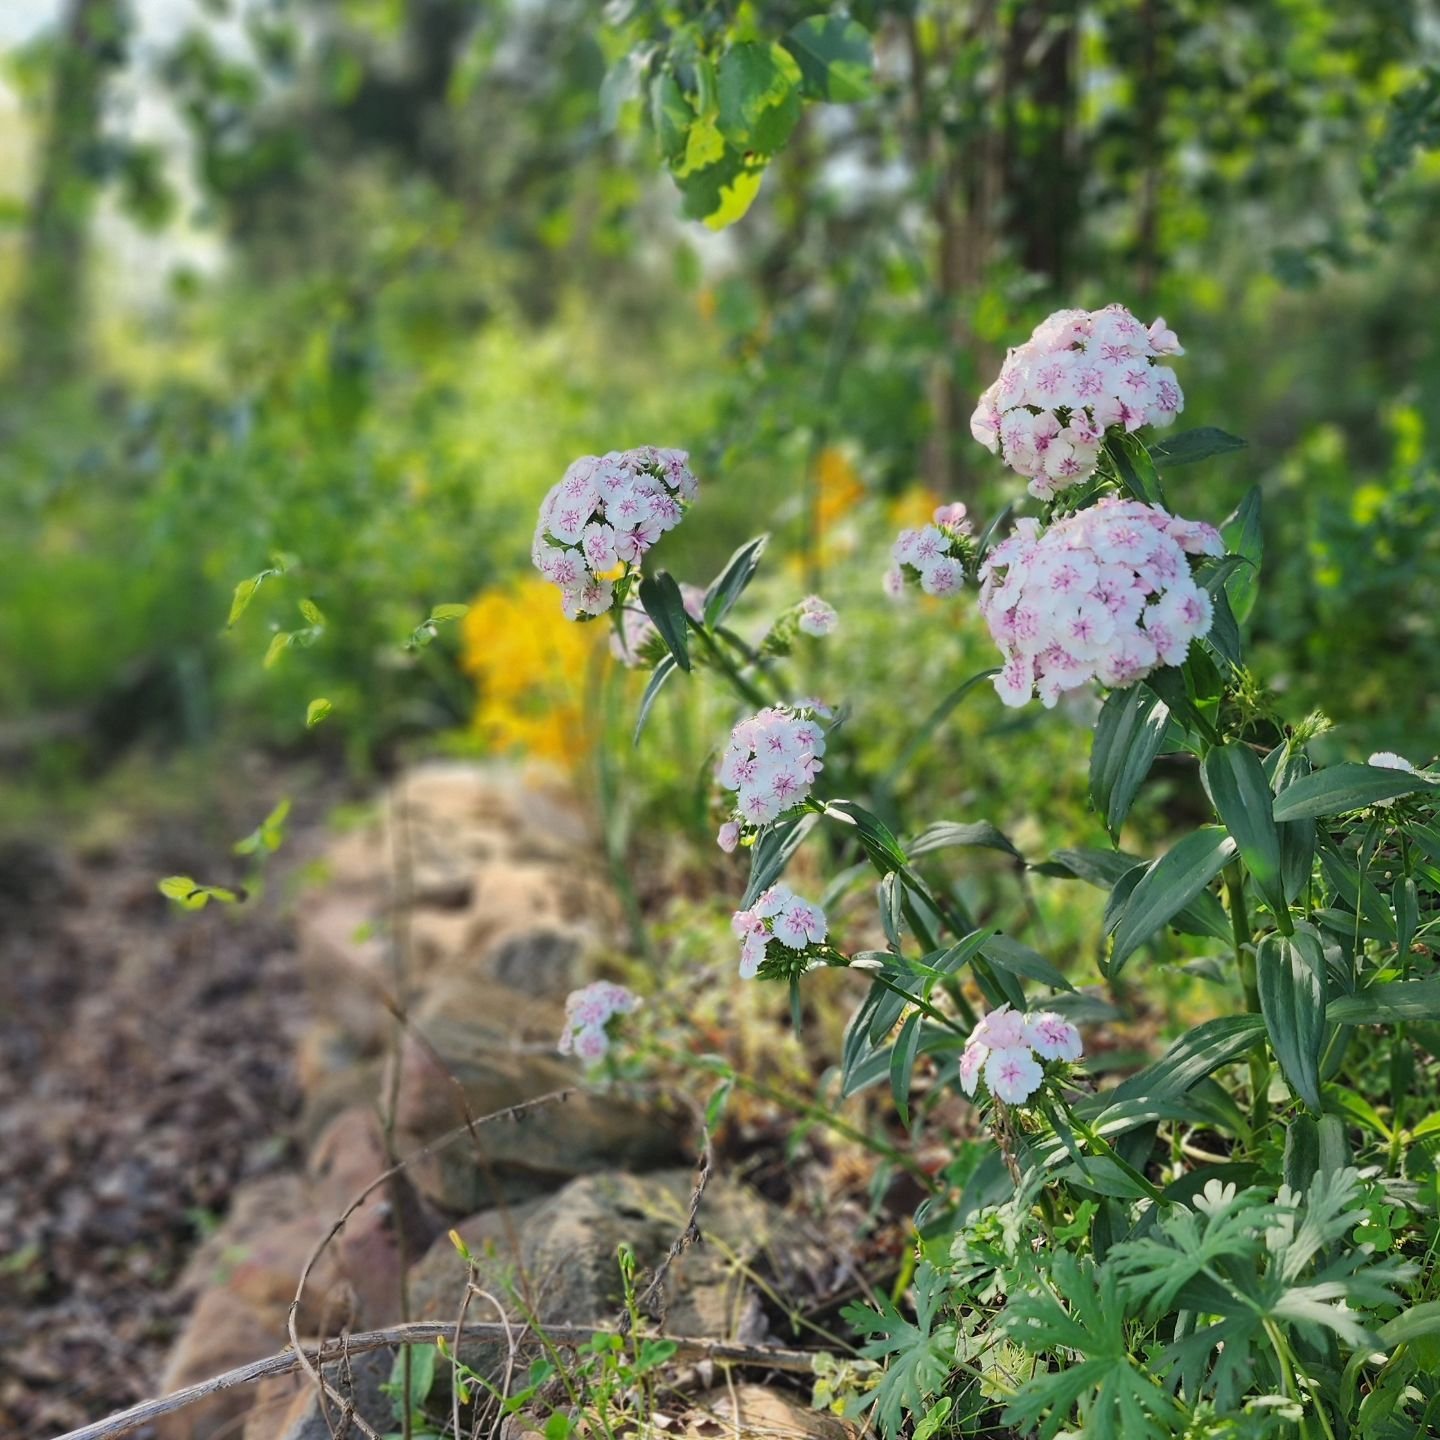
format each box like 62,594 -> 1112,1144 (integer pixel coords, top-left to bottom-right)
970,303 -> 1184,498
797,595 -> 839,637
885,502 -> 975,599
716,702 -> 829,848
533,448 -> 699,620
558,981 -> 640,1064
979,498 -> 1220,708
731,884 -> 829,980
959,1004 -> 1083,1105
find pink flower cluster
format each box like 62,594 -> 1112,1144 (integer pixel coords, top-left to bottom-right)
557,981 -> 641,1064
959,1004 -> 1083,1105
979,498 -> 1223,709
797,595 -> 839,637
532,448 -> 699,620
884,502 -> 973,599
611,583 -> 706,667
716,702 -> 830,850
731,884 -> 829,979
970,305 -> 1185,499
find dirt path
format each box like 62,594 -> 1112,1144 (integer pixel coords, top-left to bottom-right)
0,776 -> 337,1435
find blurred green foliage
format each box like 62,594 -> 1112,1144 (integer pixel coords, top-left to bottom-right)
0,0 -> 1437,803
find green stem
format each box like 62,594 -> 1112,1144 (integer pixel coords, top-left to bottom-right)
692,622 -> 768,709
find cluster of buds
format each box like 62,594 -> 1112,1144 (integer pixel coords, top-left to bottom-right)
959,1004 -> 1083,1105
759,595 -> 841,657
532,448 -> 698,620
716,701 -> 830,850
557,981 -> 641,1064
731,884 -> 829,980
970,304 -> 1184,499
883,502 -> 974,599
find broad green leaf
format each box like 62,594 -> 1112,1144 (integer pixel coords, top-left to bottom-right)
676,144 -> 764,228
1150,427 -> 1247,468
650,71 -> 691,162
263,631 -> 292,669
305,697 -> 332,728
1110,827 -> 1237,973
1379,1301 -> 1440,1348
1044,845 -> 1231,942
299,597 -> 325,625
908,820 -> 1023,863
1202,743 -> 1287,923
1256,928 -> 1326,1111
1111,1015 -> 1269,1102
1328,978 -> 1440,1024
637,571 -> 691,672
1199,577 -> 1243,670
1090,686 -> 1170,838
1282,1115 -> 1319,1195
1220,486 -> 1262,625
632,654 -> 678,746
1271,762 -> 1433,820
716,42 -> 800,154
1267,746 -> 1317,903
703,534 -> 768,628
781,16 -> 873,103
227,572 -> 267,626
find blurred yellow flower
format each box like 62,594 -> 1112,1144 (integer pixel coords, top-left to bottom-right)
461,577 -> 600,768
816,446 -> 866,533
886,484 -> 945,532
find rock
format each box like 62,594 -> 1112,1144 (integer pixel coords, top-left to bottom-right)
176,1175 -> 347,1333
487,929 -> 584,996
682,1384 -> 857,1440
241,1347 -> 396,1440
389,1019 -> 684,1210
294,894 -> 391,1054
307,1107 -> 438,1326
407,1169 -> 777,1384
153,1289 -> 279,1440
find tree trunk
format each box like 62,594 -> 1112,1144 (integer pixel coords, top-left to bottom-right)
15,0 -> 128,384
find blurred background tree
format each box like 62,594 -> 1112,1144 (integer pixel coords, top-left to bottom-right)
0,0 -> 1436,812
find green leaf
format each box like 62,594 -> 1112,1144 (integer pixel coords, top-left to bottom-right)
228,571 -> 271,626
676,145 -> 764,229
1268,747 -> 1317,904
1107,433 -> 1163,504
1043,845 -> 1230,942
823,800 -> 910,876
717,42 -> 800,155
1111,1015 -> 1269,1102
1220,486 -> 1263,626
428,603 -> 470,623
632,654 -> 678,746
981,934 -> 1076,993
1271,762 -> 1433,820
1328,978 -> 1440,1024
781,16 -> 873,103
1379,1301 -> 1440,1348
1090,685 -> 1170,838
908,820 -> 1023,863
637,572 -> 691,672
742,813 -> 820,908
1202,743 -> 1287,922
1198,575 -> 1243,670
703,535 -> 768,628
299,597 -> 325,626
1149,427 -> 1247,468
158,875 -> 239,910
305,697 -> 332,728
890,1010 -> 921,1126
263,631 -> 292,669
1109,827 -> 1238,973
1256,927 -> 1327,1111
650,71 -> 691,164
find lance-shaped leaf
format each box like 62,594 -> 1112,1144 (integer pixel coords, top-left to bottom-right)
1220,486 -> 1263,626
1203,742 -> 1289,927
638,572 -> 691,672
1109,826 -> 1237,973
1328,977 -> 1440,1024
1090,685 -> 1170,838
1257,927 -> 1327,1111
908,820 -> 1023,863
703,534 -> 768,628
1150,427 -> 1247,468
1266,745 -> 1317,903
742,812 -> 819,908
632,654 -> 678,746
1271,762 -> 1433,820
1111,1014 -> 1268,1102
1044,846 -> 1231,942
